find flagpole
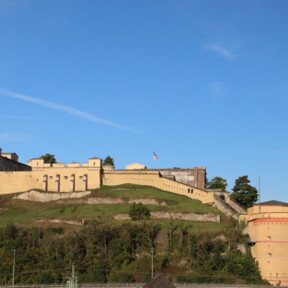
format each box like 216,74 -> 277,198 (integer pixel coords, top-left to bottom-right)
152,153 -> 159,170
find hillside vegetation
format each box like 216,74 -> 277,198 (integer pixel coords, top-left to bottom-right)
0,184 -> 266,285
0,184 -> 224,230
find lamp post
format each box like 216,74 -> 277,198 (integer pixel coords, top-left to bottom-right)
12,249 -> 16,286
151,247 -> 154,280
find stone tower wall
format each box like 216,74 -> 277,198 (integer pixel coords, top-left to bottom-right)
0,155 -> 31,172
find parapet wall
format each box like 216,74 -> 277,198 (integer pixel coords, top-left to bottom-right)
156,167 -> 206,189
212,191 -> 247,217
0,167 -> 102,194
225,196 -> 247,214
0,171 -> 37,194
102,170 -> 214,204
27,157 -> 102,169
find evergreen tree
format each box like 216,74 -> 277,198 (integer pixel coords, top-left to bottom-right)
230,175 -> 258,208
103,156 -> 114,166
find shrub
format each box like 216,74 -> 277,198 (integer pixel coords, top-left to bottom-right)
129,203 -> 151,221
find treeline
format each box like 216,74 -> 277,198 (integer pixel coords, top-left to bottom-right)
0,222 -> 265,285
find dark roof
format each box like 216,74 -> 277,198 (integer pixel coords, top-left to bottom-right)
255,200 -> 288,206
89,157 -> 100,160
143,274 -> 175,288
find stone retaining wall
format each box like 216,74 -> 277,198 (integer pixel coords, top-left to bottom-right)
115,212 -> 220,222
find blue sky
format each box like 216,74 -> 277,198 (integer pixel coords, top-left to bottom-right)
1,0 -> 288,202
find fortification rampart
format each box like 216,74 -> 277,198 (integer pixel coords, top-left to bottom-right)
1,149 -> 214,207
241,203 -> 288,286
0,167 -> 101,194
0,156 -> 103,194
0,171 -> 37,194
0,160 -> 211,203
150,167 -> 206,189
0,167 -> 102,194
102,170 -> 214,204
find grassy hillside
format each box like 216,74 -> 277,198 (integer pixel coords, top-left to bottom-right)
0,184 -> 227,231
0,184 -> 266,285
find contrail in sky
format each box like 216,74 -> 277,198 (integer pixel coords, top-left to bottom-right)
0,88 -> 136,131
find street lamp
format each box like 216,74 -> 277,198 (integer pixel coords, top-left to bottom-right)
12,249 -> 16,286
151,247 -> 154,280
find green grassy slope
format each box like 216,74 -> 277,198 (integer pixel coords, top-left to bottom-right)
0,184 -> 265,285
0,184 -> 228,231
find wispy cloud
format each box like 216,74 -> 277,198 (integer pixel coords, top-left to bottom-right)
205,43 -> 235,60
211,81 -> 225,99
0,88 -> 137,131
0,132 -> 28,143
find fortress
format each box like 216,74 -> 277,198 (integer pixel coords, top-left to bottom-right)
241,202 -> 288,286
0,148 -> 287,286
0,148 -> 215,204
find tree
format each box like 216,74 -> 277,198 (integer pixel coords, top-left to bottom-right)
103,156 -> 114,166
206,176 -> 227,191
40,154 -> 57,164
129,203 -> 151,221
230,176 -> 258,208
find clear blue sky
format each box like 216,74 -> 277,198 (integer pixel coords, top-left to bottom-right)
1,0 -> 287,202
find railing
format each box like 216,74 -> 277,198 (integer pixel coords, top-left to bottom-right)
0,283 -> 276,288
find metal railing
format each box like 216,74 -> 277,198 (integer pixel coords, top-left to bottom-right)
0,283 -> 277,288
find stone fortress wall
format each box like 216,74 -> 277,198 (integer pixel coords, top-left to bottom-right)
0,149 -> 214,205
240,202 -> 288,286
0,155 -> 102,194
150,168 -> 206,190
102,169 -> 214,204
126,164 -> 206,190
0,148 -> 31,172
27,157 -> 102,193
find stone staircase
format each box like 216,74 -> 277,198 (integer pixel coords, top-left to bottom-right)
160,176 -> 247,219
212,192 -> 247,219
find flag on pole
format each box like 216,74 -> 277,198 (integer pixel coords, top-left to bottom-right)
153,152 -> 159,160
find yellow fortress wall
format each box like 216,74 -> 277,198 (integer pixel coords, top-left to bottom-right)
102,170 -> 214,203
0,157 -> 102,194
0,171 -> 38,194
242,201 -> 288,286
0,150 -> 214,204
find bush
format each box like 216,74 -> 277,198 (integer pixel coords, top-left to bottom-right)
129,203 -> 151,221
